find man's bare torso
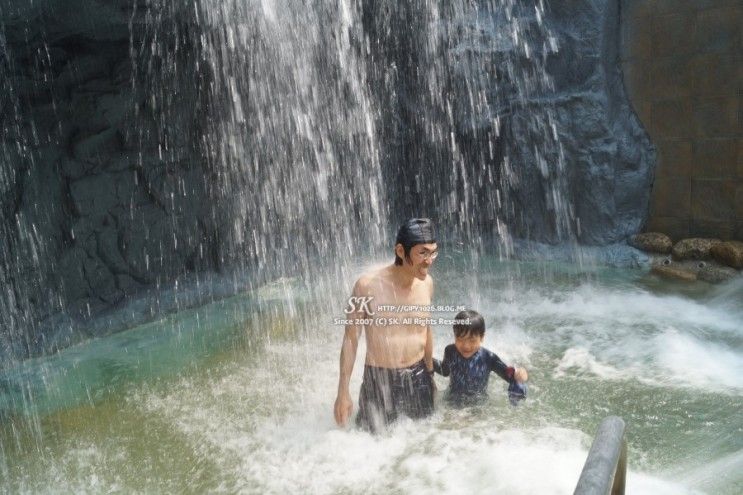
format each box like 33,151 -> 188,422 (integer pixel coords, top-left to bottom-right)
354,265 -> 433,368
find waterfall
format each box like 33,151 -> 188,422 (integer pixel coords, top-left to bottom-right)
0,0 -> 654,361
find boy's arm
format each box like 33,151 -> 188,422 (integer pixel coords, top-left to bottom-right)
487,349 -> 515,383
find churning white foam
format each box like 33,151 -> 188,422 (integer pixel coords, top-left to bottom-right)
481,281 -> 743,394
133,337 -> 703,494
555,347 -> 628,380
653,330 -> 743,391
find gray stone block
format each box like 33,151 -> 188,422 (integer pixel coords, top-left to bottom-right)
650,56 -> 693,100
646,216 -> 690,241
691,179 -> 736,221
693,97 -> 740,139
652,12 -> 695,58
656,139 -> 692,178
651,177 -> 691,217
694,6 -> 743,54
651,99 -> 693,139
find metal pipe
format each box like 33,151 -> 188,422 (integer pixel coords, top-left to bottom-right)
574,416 -> 627,495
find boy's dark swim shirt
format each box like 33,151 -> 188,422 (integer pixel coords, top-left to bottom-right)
433,344 -> 517,404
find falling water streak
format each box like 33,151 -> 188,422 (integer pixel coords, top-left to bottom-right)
0,0 -> 586,364
191,0 -> 389,298
0,2 -> 63,370
364,0 -> 579,292
0,2 -> 731,492
1,0 -> 599,460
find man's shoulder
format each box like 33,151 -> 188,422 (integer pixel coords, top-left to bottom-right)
353,266 -> 386,293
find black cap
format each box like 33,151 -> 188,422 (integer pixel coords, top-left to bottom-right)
396,218 -> 436,248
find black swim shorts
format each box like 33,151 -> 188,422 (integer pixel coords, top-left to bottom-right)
355,359 -> 434,433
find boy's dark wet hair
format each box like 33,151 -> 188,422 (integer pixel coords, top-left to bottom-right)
453,309 -> 485,338
394,218 -> 436,266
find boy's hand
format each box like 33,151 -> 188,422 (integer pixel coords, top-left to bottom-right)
334,391 -> 353,427
514,367 -> 528,383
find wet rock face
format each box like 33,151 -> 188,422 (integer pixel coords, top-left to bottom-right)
366,0 -> 655,245
0,0 -> 656,359
0,0 -> 215,358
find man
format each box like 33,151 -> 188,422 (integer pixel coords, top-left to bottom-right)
333,218 -> 439,432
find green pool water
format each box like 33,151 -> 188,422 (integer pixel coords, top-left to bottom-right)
1,258 -> 741,494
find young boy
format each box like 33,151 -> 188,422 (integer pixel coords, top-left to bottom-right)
433,309 -> 528,405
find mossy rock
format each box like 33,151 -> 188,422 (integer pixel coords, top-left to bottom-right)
629,232 -> 673,254
710,241 -> 743,269
650,264 -> 697,282
698,265 -> 739,284
671,238 -> 722,261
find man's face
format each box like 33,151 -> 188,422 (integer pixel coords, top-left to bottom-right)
399,242 -> 438,280
454,332 -> 483,359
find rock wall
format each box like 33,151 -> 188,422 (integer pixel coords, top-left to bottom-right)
0,0 -> 656,361
0,1 -> 220,359
365,0 -> 655,245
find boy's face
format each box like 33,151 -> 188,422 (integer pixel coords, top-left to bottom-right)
454,332 -> 483,359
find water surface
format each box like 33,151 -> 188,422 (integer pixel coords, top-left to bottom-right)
1,258 -> 741,494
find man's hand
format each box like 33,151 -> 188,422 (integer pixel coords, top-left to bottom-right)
514,367 -> 528,383
334,391 -> 353,427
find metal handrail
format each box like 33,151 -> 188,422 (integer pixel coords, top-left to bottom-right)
574,416 -> 627,495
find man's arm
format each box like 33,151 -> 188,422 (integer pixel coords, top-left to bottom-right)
424,276 -> 435,372
334,323 -> 361,426
334,278 -> 367,427
424,325 -> 434,372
